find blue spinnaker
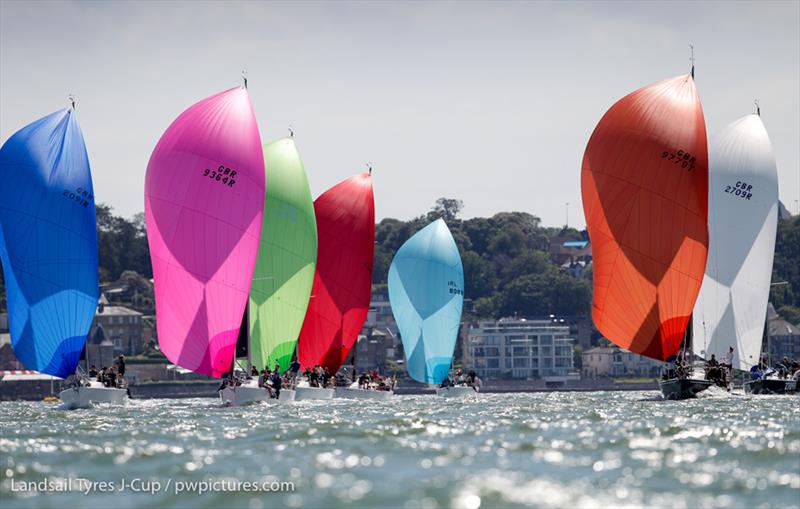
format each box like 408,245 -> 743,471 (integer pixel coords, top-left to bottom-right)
0,109 -> 99,378
388,219 -> 464,384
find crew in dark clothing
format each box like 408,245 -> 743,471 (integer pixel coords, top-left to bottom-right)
309,366 -> 320,387
289,359 -> 301,375
103,367 -> 117,388
270,369 -> 282,399
251,366 -> 259,377
705,354 -> 721,384
88,365 -> 98,378
217,373 -> 230,393
115,355 -> 126,377
322,367 -> 331,388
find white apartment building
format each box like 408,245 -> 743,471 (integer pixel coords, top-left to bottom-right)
465,318 -> 577,381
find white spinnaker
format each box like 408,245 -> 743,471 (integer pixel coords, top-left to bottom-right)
692,114 -> 779,371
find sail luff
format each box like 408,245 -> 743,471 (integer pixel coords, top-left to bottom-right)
145,87 -> 265,378
581,74 -> 709,361
691,115 -> 779,370
297,173 -> 374,373
388,219 -> 464,384
248,138 -> 317,372
0,108 -> 99,378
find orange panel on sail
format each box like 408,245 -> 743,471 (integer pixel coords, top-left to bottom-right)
581,75 -> 708,360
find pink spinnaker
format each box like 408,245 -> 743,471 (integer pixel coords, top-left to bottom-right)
145,87 -> 265,378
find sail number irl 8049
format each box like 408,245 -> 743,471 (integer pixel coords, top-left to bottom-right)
202,165 -> 237,187
661,149 -> 696,172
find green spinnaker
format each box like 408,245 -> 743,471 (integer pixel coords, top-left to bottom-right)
248,138 -> 317,372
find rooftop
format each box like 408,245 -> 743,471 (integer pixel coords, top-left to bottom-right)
769,319 -> 800,337
97,305 -> 143,316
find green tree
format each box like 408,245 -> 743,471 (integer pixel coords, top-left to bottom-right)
428,197 -> 463,222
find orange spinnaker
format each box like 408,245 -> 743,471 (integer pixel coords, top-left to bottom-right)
581,75 -> 708,360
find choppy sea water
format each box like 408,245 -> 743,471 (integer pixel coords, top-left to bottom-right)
0,389 -> 798,509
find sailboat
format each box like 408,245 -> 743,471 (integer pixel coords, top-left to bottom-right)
145,86 -> 266,398
296,172 -> 375,400
220,136 -> 316,406
387,219 -> 468,398
581,70 -> 710,400
0,105 -> 125,409
691,111 -> 790,394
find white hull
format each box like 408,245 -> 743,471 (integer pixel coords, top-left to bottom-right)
335,385 -> 394,400
219,382 -> 295,406
59,383 -> 128,410
295,386 -> 334,401
436,386 -> 478,398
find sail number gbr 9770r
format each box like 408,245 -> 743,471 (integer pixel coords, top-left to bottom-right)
202,165 -> 237,187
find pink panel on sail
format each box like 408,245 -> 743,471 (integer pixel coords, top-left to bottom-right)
145,87 -> 265,377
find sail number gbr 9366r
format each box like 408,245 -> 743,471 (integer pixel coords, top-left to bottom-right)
202,165 -> 237,187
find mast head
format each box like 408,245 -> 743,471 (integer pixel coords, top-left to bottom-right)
288,124 -> 294,138
754,99 -> 760,116
689,44 -> 695,79
366,161 -> 372,176
241,70 -> 248,89
68,93 -> 76,110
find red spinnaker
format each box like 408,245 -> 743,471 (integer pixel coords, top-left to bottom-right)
581,75 -> 709,360
298,173 -> 375,372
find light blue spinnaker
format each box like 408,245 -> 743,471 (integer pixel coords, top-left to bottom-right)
388,219 -> 464,384
0,109 -> 99,378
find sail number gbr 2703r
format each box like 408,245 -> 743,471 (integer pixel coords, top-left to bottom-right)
202,165 -> 238,187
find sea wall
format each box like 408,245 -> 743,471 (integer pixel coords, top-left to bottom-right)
0,378 -> 659,401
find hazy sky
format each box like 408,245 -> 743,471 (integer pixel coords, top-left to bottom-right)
1,1 -> 798,228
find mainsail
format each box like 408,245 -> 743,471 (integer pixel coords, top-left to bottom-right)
581,75 -> 709,360
0,108 -> 99,378
145,87 -> 265,378
297,172 -> 374,373
692,114 -> 779,370
248,138 -> 317,372
388,219 -> 464,384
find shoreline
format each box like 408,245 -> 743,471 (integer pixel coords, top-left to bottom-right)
0,379 -> 660,401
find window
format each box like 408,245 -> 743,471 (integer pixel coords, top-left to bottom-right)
486,359 -> 499,368
513,347 -> 529,356
513,358 -> 528,368
485,348 -> 500,357
540,335 -> 553,345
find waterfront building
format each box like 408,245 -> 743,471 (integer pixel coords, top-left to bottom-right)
465,318 -> 578,383
354,327 -> 399,374
548,237 -> 592,266
365,288 -> 398,336
766,318 -> 800,363
95,295 -> 144,356
582,345 -> 662,378
581,346 -> 614,378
